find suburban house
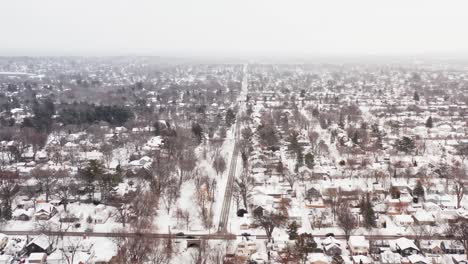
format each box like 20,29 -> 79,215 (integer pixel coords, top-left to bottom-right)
394,238 -> 420,257
34,203 -> 58,220
321,236 -> 342,256
348,236 -> 370,256
407,254 -> 429,264
28,252 -> 47,264
13,208 -> 34,221
25,234 -> 53,254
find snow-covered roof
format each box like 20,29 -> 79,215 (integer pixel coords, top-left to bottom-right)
407,254 -> 429,264
349,236 -> 369,248
412,210 -> 435,222
27,234 -> 51,250
394,237 -> 418,251
28,252 -> 46,261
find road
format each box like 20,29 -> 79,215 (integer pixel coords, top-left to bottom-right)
217,64 -> 248,233
0,230 -> 456,242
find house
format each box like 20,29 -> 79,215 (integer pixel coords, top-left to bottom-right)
28,252 -> 47,264
394,238 -> 420,257
253,206 -> 264,217
34,203 -> 57,220
236,240 -> 257,257
420,241 -> 443,255
250,252 -> 267,264
441,241 -> 465,255
26,234 -> 53,254
12,208 -> 34,221
380,250 -> 402,264
349,236 -> 370,256
407,254 -> 429,264
308,253 -> 329,264
412,211 -> 435,225
306,188 -> 322,201
351,255 -> 372,264
393,214 -> 414,227
93,205 -> 110,224
322,236 -> 342,256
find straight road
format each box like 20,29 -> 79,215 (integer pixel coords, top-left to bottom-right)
0,230 -> 456,242
217,64 -> 248,232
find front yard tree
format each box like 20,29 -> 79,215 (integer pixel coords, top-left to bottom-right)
226,108 -> 236,127
233,171 -> 255,210
287,221 -> 299,240
359,193 -> 376,229
304,153 -> 315,169
390,186 -> 401,199
295,233 -> 317,264
212,154 -> 226,176
80,159 -> 105,200
395,136 -> 415,154
453,164 -> 466,208
425,116 -> 433,128
412,180 -> 425,199
447,218 -> 468,258
337,203 -> 357,241
191,122 -> 204,144
253,210 -> 287,242
31,168 -> 55,202
0,170 -> 19,220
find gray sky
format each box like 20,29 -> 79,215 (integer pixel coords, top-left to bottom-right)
1,0 -> 468,57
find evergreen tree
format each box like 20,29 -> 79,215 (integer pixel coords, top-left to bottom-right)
288,130 -> 300,153
225,108 -> 236,127
359,193 -> 376,229
304,153 -> 315,169
338,113 -> 345,129
413,180 -> 425,198
425,116 -> 433,128
297,147 -> 304,166
295,233 -> 317,264
153,121 -> 161,136
395,136 -> 415,154
80,159 -> 105,199
300,89 -> 306,98
413,91 -> 420,101
0,205 -> 12,220
287,221 -> 299,240
352,131 -> 359,145
191,122 -> 204,144
390,186 -> 401,199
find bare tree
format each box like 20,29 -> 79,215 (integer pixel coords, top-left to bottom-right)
275,244 -> 299,264
233,171 -> 255,211
100,143 -> 114,168
411,224 -> 435,249
283,171 -> 298,189
114,221 -> 170,264
162,185 -> 178,214
326,189 -> 342,220
147,157 -> 177,199
0,170 -> 20,220
336,203 -> 357,241
447,217 -> 468,258
452,164 -> 466,209
59,237 -> 84,264
253,210 -> 287,242
212,154 -> 226,176
31,168 -> 56,202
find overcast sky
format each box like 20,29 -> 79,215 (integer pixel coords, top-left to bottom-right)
1,0 -> 468,57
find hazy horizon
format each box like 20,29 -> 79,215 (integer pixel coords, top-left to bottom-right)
2,0 -> 468,58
